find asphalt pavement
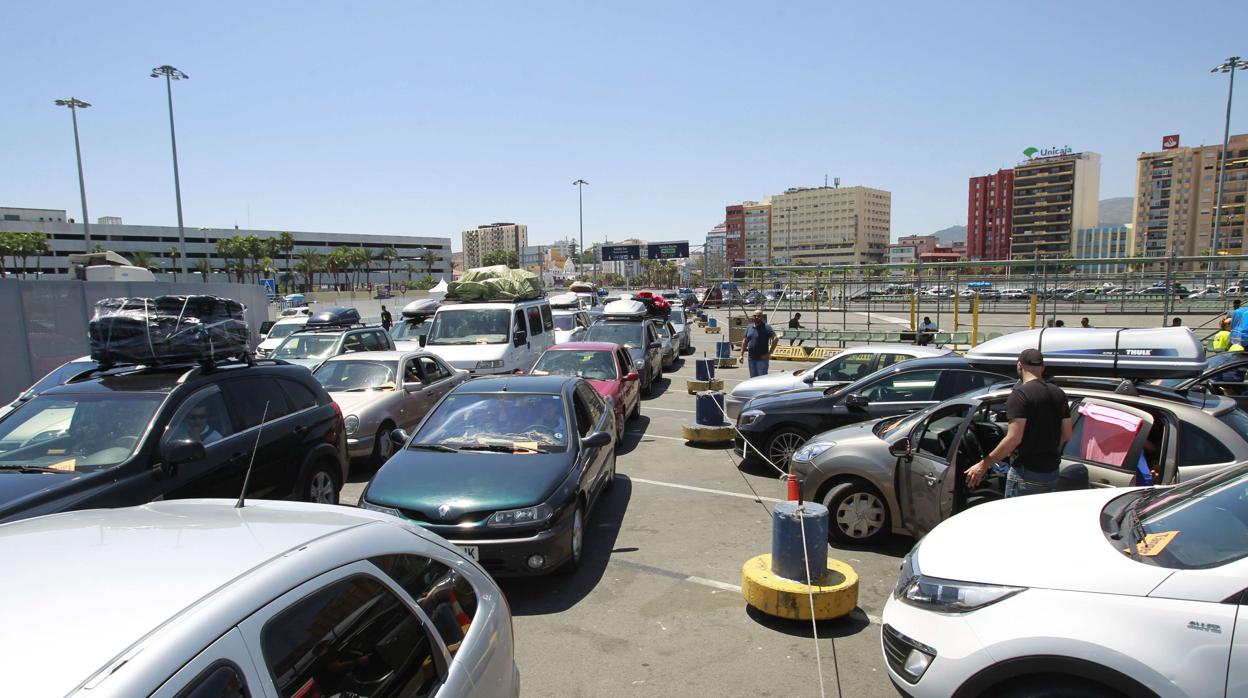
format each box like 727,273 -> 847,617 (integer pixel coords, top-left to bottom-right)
341,310 -> 909,697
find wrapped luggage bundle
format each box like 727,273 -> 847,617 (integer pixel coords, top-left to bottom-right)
89,295 -> 250,367
446,265 -> 545,301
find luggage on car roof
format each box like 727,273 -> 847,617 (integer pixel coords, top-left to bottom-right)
400,298 -> 440,319
965,327 -> 1205,379
602,299 -> 648,318
446,265 -> 545,301
306,306 -> 361,326
549,292 -> 581,309
88,295 -> 250,367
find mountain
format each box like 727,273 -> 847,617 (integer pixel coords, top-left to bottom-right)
931,225 -> 966,245
1097,197 -> 1133,226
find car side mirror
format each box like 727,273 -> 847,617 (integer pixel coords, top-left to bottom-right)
845,393 -> 870,408
389,428 -> 410,446
514,331 -> 528,347
802,373 -> 816,384
649,342 -> 661,350
888,437 -> 912,458
582,431 -> 611,448
417,334 -> 428,347
163,438 -> 205,472
403,382 -> 423,393
625,371 -> 639,382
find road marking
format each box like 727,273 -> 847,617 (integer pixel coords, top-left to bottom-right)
625,431 -> 686,442
609,557 -> 742,593
853,311 -> 910,327
630,476 -> 782,503
643,406 -> 696,414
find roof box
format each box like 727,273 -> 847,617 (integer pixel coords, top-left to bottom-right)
306,307 -> 361,327
965,327 -> 1206,379
401,298 -> 440,319
549,292 -> 581,309
569,281 -> 596,294
602,299 -> 648,318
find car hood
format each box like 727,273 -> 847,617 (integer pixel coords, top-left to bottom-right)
586,379 -> 620,399
257,337 -> 283,352
282,357 -> 324,370
327,389 -> 394,416
915,488 -> 1174,596
363,451 -> 572,521
0,471 -> 89,520
424,342 -> 508,370
742,386 -> 829,413
731,370 -> 807,399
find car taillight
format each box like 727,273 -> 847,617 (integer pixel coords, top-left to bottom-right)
327,401 -> 343,444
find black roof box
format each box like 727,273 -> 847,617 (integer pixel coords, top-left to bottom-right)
306,307 -> 361,327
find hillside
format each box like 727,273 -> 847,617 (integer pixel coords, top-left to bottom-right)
1097,197 -> 1133,226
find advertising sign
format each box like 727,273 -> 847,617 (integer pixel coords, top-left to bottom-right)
1162,134 -> 1180,150
601,244 -> 641,261
645,241 -> 690,259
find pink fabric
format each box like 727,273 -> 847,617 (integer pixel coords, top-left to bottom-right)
1077,403 -> 1143,466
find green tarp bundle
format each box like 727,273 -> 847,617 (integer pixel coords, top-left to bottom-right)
446,265 -> 545,301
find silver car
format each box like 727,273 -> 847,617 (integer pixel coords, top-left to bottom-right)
0,499 -> 517,697
725,344 -> 951,419
654,319 -> 677,369
668,307 -> 692,355
315,350 -> 467,466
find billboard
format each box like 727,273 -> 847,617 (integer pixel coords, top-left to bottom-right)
1162,134 -> 1180,150
600,244 -> 641,261
645,241 -> 690,259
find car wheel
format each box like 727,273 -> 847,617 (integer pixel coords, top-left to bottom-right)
996,677 -> 1123,698
558,503 -> 585,575
371,421 -> 395,469
297,459 -> 341,505
764,428 -> 810,468
628,397 -> 640,422
643,372 -> 655,397
823,481 -> 890,545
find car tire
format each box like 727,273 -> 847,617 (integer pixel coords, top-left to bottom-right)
557,503 -> 585,575
996,677 -> 1123,698
371,421 -> 396,469
614,410 -> 625,447
823,480 -> 891,545
628,397 -> 641,422
763,427 -> 810,469
296,459 -> 341,505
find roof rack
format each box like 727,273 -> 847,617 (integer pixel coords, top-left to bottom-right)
292,323 -> 369,334
68,356 -> 291,384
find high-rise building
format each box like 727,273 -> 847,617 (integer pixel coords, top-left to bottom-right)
768,186 -> 891,265
1009,151 -> 1100,260
1132,133 -> 1248,261
1074,225 -> 1135,273
742,201 -> 772,266
704,223 -> 727,279
724,205 -> 745,268
966,169 -> 1014,261
462,222 -> 528,269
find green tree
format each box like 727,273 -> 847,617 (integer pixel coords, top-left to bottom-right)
0,232 -> 16,276
380,246 -> 400,287
404,262 -> 417,285
278,232 -> 296,292
421,250 -> 439,277
481,249 -> 519,268
296,249 -> 324,292
167,246 -> 181,273
193,258 -> 212,282
128,250 -> 155,270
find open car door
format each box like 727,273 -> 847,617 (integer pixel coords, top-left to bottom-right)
896,402 -> 974,539
1060,397 -> 1155,488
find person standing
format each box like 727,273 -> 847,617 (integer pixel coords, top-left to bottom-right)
788,313 -> 806,346
738,310 -> 778,378
965,349 -> 1072,498
1212,318 -> 1233,352
1230,300 -> 1248,346
380,305 -> 393,332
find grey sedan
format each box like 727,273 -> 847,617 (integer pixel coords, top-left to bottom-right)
315,350 -> 467,467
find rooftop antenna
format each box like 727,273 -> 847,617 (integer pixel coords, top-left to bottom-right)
235,401 -> 269,508
834,177 -> 841,189
824,174 -> 828,187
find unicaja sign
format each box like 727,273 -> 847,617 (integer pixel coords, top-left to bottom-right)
1024,145 -> 1073,159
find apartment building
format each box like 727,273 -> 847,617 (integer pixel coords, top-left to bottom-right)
768,185 -> 891,265
1009,151 -> 1100,261
967,169 -> 1014,261
462,222 -> 528,269
724,205 -> 745,268
742,202 -> 772,266
1074,224 -> 1135,274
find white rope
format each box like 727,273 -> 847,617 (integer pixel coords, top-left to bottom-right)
797,507 -> 828,698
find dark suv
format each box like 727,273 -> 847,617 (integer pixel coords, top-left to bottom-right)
584,317 -> 664,396
0,360 -> 348,523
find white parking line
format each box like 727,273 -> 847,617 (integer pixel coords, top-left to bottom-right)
608,557 -> 742,593
630,476 -> 782,504
643,406 -> 696,414
625,431 -> 686,442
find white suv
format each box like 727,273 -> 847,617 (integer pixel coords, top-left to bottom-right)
882,463 -> 1248,697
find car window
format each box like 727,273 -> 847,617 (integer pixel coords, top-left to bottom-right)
413,393 -> 569,452
585,323 -> 644,348
223,378 -> 292,429
1178,421 -> 1235,467
877,353 -> 911,369
1061,403 -> 1144,469
936,371 -> 1002,399
578,312 -> 590,329
370,554 -> 477,659
166,386 -> 236,447
618,350 -> 633,376
815,353 -> 874,382
572,390 -> 594,437
418,356 -> 450,382
913,404 -> 971,461
272,334 -> 338,360
527,307 -> 543,335
359,331 -> 383,351
260,575 -> 442,698
402,357 -> 423,384
342,333 -> 365,353
576,382 -> 606,425
316,361 -> 396,391
173,661 -> 250,698
427,309 -> 510,345
0,393 -> 163,472
513,310 -> 526,337
859,370 -> 940,402
552,314 -> 577,331
278,379 -> 320,411
540,304 -> 554,332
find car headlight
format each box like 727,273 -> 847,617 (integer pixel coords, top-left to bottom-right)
792,441 -> 835,462
738,409 -> 764,427
487,503 -> 553,527
475,360 -> 504,370
344,415 -> 359,435
894,548 -> 1023,613
634,359 -> 645,369
359,500 -> 402,518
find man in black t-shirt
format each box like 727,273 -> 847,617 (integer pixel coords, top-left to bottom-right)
965,348 -> 1072,497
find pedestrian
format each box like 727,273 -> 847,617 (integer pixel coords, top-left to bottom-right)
1055,320 -> 1065,327
380,305 -> 392,332
788,313 -> 806,346
1080,317 -> 1091,328
916,316 -> 937,346
965,349 -> 1072,498
1231,300 -> 1248,346
1171,317 -> 1182,327
1212,318 -> 1232,352
738,309 -> 778,378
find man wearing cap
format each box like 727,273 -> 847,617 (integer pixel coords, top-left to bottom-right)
738,310 -> 778,378
965,349 -> 1072,497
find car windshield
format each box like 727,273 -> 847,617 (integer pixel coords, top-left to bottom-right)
273,334 -> 339,359
552,315 -> 577,331
413,393 -> 568,452
670,310 -> 685,324
266,322 -> 305,340
390,319 -> 430,340
1122,462 -> 1248,569
314,361 -> 396,391
17,360 -> 96,401
0,394 -> 164,472
532,350 -> 617,381
586,323 -> 643,348
656,324 -> 671,339
427,309 -> 510,345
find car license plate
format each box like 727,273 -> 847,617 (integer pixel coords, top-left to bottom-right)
458,545 -> 479,560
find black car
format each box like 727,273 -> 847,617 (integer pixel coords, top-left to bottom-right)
584,317 -> 664,395
359,375 -> 616,576
734,356 -> 1003,467
0,359 -> 348,523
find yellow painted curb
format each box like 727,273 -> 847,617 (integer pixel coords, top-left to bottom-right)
741,554 -> 859,621
686,379 -> 725,394
682,422 -> 735,444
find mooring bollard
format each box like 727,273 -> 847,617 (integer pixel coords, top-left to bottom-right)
695,357 -> 716,382
770,501 -> 829,582
694,391 -> 726,426
687,357 -> 724,394
715,340 -> 735,368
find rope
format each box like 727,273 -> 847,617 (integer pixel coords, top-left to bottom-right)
797,508 -> 829,698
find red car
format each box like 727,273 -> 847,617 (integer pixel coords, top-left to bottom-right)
529,342 -> 641,439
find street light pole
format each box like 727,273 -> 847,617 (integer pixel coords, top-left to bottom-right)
53,98 -> 92,251
152,65 -> 190,276
1211,56 -> 1248,263
573,179 -> 589,279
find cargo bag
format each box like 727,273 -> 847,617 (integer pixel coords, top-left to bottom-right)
89,295 -> 251,367
446,265 -> 544,301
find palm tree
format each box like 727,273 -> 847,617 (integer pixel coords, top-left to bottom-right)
0,232 -> 15,277
327,248 -> 349,290
129,250 -> 155,271
351,247 -> 372,288
278,232 -> 296,292
193,258 -> 212,282
421,250 -> 439,278
167,246 -> 181,275
242,236 -> 263,283
404,263 -> 417,284
296,249 -> 323,292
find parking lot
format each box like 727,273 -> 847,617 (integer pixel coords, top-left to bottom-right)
342,310 -> 906,697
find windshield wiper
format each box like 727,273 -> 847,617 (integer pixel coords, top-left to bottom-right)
341,387 -> 370,392
0,464 -> 71,474
458,444 -> 549,454
407,443 -> 460,453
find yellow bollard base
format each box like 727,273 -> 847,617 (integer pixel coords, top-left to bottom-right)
741,554 -> 859,621
704,326 -> 722,334
681,421 -> 735,444
687,379 -> 725,394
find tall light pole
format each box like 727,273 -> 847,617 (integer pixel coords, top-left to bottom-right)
1211,56 -> 1248,262
53,98 -> 92,251
152,65 -> 189,276
573,179 -> 589,279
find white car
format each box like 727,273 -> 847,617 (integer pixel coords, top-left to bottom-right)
882,464 -> 1248,697
2,499 -> 518,697
724,344 -> 951,419
551,308 -> 591,344
255,315 -> 309,357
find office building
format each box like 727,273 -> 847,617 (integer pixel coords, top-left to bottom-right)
887,243 -> 918,265
1009,151 -> 1100,260
768,185 -> 891,265
724,205 -> 745,268
742,202 -> 772,266
462,222 -> 528,269
1132,133 -> 1248,261
703,224 -> 727,279
1074,225 -> 1135,274
1,207 -> 69,223
966,169 -> 1014,261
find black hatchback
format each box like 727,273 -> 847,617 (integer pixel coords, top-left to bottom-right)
0,360 -> 348,523
735,356 -> 1003,468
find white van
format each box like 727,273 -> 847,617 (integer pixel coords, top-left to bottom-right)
255,316 -> 310,357
421,298 -> 555,375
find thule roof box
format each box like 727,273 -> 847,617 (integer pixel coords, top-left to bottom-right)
304,306 -> 361,327
400,298 -> 440,319
966,327 -> 1205,379
601,299 -> 648,318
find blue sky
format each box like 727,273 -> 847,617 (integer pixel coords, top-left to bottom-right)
3,1 -> 1247,251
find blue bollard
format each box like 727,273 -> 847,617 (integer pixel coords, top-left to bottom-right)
715,341 -> 733,359
708,317 -> 718,328
771,501 -> 829,582
694,391 -> 726,426
695,358 -> 716,381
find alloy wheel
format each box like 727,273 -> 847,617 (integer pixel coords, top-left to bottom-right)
835,492 -> 886,539
309,471 -> 337,504
767,431 -> 807,467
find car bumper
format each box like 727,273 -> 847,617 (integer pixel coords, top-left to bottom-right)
724,394 -> 748,420
880,595 -> 994,697
433,514 -> 576,577
346,432 -> 376,460
733,430 -> 767,461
